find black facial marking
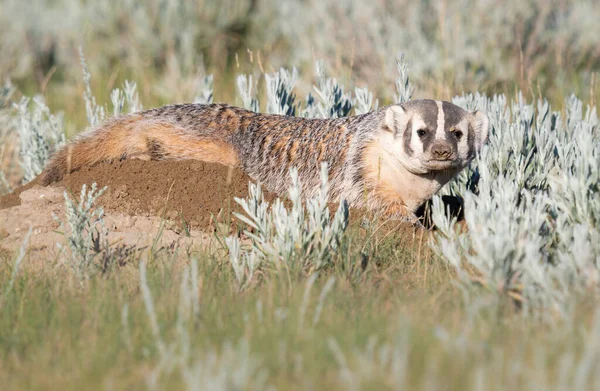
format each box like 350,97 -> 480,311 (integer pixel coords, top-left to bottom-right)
403,118 -> 413,156
467,123 -> 475,160
442,101 -> 466,132
420,129 -> 435,153
445,133 -> 458,153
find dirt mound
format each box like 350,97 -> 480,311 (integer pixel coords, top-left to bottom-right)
0,185 -> 215,263
1,160 -> 271,231
55,160 -> 266,230
0,159 -> 265,260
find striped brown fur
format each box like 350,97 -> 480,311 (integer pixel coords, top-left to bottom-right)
41,101 -> 489,221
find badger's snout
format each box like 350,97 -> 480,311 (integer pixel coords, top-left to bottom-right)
430,141 -> 453,160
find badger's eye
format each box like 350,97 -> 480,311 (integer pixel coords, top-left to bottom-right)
416,129 -> 427,137
454,130 -> 463,140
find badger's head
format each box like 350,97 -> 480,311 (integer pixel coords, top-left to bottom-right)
383,100 -> 489,175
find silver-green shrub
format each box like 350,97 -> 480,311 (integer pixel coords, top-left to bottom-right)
353,87 -> 378,115
5,50 -> 147,186
60,182 -> 108,281
111,80 -> 143,115
81,48 -> 144,120
310,60 -> 353,119
431,92 -> 600,316
227,164 -> 349,287
14,96 -> 66,182
265,67 -> 298,116
236,56 -> 408,119
0,80 -> 13,135
79,48 -> 106,127
0,80 -> 15,193
236,74 -> 260,112
193,74 -> 214,105
394,54 -> 413,104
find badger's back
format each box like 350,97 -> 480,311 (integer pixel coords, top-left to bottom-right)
39,102 -> 382,196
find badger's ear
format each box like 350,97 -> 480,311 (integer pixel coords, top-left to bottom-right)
470,110 -> 490,151
384,105 -> 410,135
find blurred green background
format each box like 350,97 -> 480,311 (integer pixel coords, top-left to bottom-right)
2,0 -> 599,131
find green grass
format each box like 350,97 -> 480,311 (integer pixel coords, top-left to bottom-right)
0,226 -> 598,390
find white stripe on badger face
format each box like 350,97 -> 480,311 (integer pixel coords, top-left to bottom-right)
410,117 -> 427,156
435,100 -> 445,140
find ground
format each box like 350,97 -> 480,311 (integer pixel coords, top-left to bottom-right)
0,160 -> 267,259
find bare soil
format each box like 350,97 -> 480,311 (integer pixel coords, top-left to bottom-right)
2,160 -> 267,230
60,160 -> 262,228
0,160 -> 268,260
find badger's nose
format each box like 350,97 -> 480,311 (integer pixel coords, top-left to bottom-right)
431,142 -> 452,159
